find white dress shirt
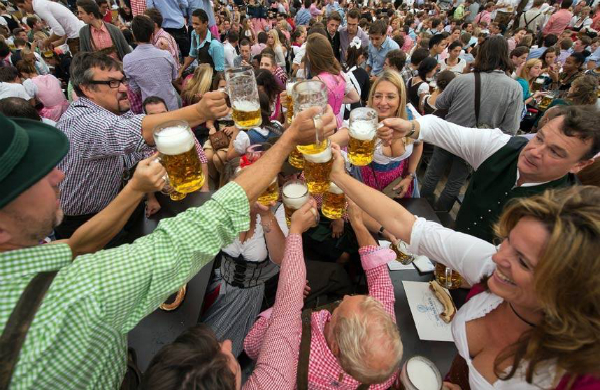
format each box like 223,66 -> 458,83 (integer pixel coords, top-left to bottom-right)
33,0 -> 85,39
416,115 -> 549,188
223,41 -> 236,69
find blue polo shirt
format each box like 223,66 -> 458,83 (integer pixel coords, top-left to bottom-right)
189,29 -> 225,72
367,36 -> 400,76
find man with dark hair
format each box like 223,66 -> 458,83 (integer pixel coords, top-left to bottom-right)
0,67 -> 33,103
146,0 -> 189,57
252,31 -> 268,57
26,16 -> 49,43
326,12 -> 342,61
428,33 -> 447,61
558,53 -> 585,93
380,104 -> 598,243
12,28 -> 28,42
234,39 -> 252,67
142,95 -> 167,114
0,96 -> 41,120
295,0 -> 311,26
339,7 -> 369,63
420,35 -> 523,213
96,0 -> 113,24
542,0 -> 573,38
383,49 -> 406,72
77,0 -> 131,61
401,47 -> 428,84
528,33 -> 558,59
223,29 -> 239,69
179,8 -> 225,78
123,16 -> 179,113
15,0 -> 84,54
55,52 -> 228,238
366,20 -> 399,78
145,7 -> 180,70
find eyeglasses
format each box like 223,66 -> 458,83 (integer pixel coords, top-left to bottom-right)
88,78 -> 129,88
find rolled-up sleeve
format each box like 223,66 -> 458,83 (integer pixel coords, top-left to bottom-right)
71,182 -> 251,334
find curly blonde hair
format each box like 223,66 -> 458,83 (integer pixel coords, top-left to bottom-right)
493,186 -> 600,388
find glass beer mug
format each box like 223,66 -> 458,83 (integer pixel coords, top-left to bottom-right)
225,66 -> 262,129
153,120 -> 205,200
321,182 -> 345,219
435,263 -> 462,289
292,80 -> 329,155
245,144 -> 280,205
301,139 -> 333,194
282,179 -> 310,226
285,78 -> 298,125
399,356 -> 443,390
348,107 -> 378,166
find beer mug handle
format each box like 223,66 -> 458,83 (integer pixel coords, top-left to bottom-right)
444,266 -> 453,289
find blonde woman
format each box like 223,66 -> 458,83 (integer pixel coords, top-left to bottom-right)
517,59 -> 545,105
267,29 -> 286,68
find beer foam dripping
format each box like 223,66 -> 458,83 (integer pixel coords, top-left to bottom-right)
303,146 -> 332,163
233,100 -> 260,111
155,126 -> 194,155
350,121 -> 377,140
283,183 -> 309,209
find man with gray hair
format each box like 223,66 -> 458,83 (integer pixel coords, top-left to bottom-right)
243,202 -> 403,389
54,52 -> 227,239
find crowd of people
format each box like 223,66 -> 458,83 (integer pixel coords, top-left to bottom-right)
1,0 -> 600,389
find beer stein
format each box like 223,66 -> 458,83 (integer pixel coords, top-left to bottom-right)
153,120 -> 205,200
322,182 -> 345,219
282,179 -> 310,226
225,66 -> 262,129
301,139 -> 333,194
435,263 -> 462,290
292,80 -> 329,154
399,356 -> 443,390
391,240 -> 415,265
538,90 -> 556,110
285,78 -> 298,125
244,144 -> 279,205
348,107 -> 378,166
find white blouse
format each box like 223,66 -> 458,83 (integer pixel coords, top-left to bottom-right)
407,217 -> 558,389
222,207 -> 287,262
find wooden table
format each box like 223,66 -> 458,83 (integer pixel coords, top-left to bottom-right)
126,191 -> 215,371
392,198 -> 458,376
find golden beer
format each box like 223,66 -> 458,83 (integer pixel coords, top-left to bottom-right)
282,180 -> 309,226
348,107 -> 378,166
538,95 -> 554,110
302,141 -> 333,194
532,77 -> 545,92
285,80 -> 297,125
435,263 -> 462,289
258,177 -> 279,205
296,139 -> 328,155
322,182 -> 345,219
390,241 -> 415,265
154,122 -> 205,198
288,148 -> 304,169
232,100 -> 262,129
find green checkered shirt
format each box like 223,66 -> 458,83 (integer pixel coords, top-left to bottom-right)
0,183 -> 250,389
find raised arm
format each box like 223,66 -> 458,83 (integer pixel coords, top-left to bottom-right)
377,115 -> 511,170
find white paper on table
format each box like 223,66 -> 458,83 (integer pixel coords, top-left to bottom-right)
378,240 -> 415,271
402,281 -> 454,342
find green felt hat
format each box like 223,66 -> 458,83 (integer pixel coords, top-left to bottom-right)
0,115 -> 69,209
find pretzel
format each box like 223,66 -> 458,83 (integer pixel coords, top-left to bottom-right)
429,280 -> 456,323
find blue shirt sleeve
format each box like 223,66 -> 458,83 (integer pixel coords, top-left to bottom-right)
516,78 -> 530,100
210,41 -> 225,72
189,31 -> 198,58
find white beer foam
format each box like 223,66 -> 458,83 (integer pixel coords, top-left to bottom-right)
155,126 -> 194,155
350,121 -> 376,140
233,100 -> 260,112
286,82 -> 297,95
407,359 -> 440,390
303,146 -> 332,163
328,182 -> 343,194
283,183 -> 309,209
